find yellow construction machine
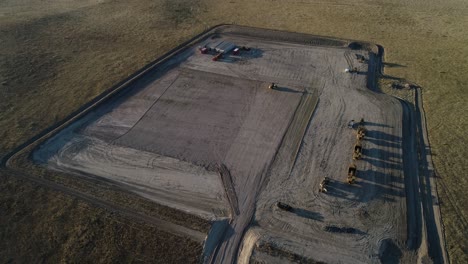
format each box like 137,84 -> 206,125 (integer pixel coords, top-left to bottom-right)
319,177 -> 330,193
347,164 -> 357,184
357,126 -> 366,140
353,141 -> 363,160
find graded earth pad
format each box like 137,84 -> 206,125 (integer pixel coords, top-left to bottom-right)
30,26 -> 443,263
33,28 -> 313,221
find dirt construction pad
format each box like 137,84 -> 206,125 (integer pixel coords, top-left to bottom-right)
32,26 -> 445,263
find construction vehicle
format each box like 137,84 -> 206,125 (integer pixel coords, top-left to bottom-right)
347,164 -> 357,184
357,126 -> 366,140
356,54 -> 366,63
346,67 -> 358,73
353,141 -> 362,160
276,202 -> 293,211
269,82 -> 277,89
319,177 -> 330,193
212,53 -> 222,61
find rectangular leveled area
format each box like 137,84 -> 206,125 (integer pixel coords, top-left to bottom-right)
114,69 -> 299,166
33,34 -> 317,220
33,29 -> 420,263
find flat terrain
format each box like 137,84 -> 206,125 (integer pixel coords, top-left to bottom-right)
30,28 -> 440,263
1,0 -> 467,263
252,48 -> 407,263
0,172 -> 203,264
33,35 -> 309,221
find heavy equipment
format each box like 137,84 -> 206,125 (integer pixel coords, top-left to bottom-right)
212,53 -> 222,61
276,202 -> 293,211
319,177 -> 330,193
353,141 -> 362,160
356,54 -> 366,63
357,126 -> 366,140
268,82 -> 277,89
347,164 -> 357,184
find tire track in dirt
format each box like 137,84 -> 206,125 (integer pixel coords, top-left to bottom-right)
3,168 -> 206,242
218,164 -> 240,216
285,90 -> 319,175
210,89 -> 318,264
263,90 -> 319,194
413,89 -> 449,263
250,47 -> 412,262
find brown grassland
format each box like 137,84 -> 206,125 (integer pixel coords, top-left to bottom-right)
1,0 -> 467,262
0,172 -> 203,263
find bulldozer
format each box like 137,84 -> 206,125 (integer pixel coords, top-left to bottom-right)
319,177 -> 330,193
356,125 -> 366,140
347,164 -> 357,184
353,141 -> 362,160
276,202 -> 293,211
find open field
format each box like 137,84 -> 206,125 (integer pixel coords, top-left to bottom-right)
1,0 -> 467,263
0,172 -> 203,263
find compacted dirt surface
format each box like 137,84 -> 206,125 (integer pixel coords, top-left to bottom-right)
30,26 -> 445,263
249,52 -> 406,263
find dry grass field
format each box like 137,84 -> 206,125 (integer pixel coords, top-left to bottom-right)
0,172 -> 203,263
1,0 -> 467,262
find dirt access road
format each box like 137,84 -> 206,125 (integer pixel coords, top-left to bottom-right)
25,26 -> 445,263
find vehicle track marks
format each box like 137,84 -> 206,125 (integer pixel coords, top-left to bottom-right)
3,168 -> 206,242
218,164 -> 240,216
